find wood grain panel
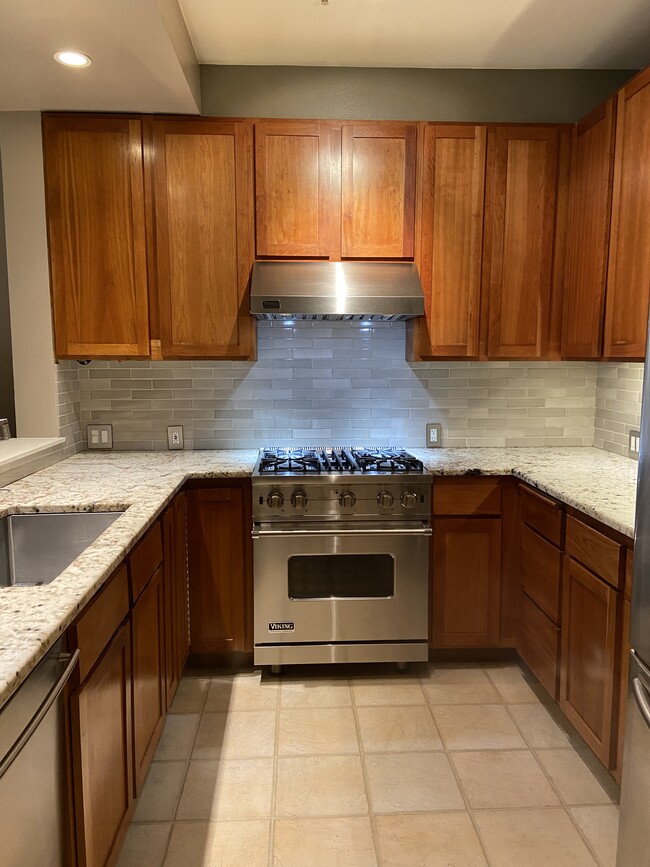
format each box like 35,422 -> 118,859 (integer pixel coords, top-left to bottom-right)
520,524 -> 562,623
341,122 -> 417,258
484,126 -> 559,359
518,589 -> 560,699
255,121 -> 331,257
566,515 -> 623,589
42,115 -> 150,359
613,597 -> 631,782
520,485 -> 564,546
625,549 -> 634,602
153,119 -> 255,359
562,100 -> 616,358
433,480 -> 501,516
128,521 -> 163,604
72,565 -> 129,684
604,68 -> 650,359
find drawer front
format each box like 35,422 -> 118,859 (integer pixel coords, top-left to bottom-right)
74,564 -> 130,683
565,515 -> 622,589
433,481 -> 501,516
129,521 -> 163,603
520,524 -> 562,624
518,590 -> 560,699
520,485 -> 563,545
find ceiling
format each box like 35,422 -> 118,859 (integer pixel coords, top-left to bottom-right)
180,0 -> 650,69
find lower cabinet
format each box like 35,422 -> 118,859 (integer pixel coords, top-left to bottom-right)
518,588 -> 560,699
162,492 -> 189,709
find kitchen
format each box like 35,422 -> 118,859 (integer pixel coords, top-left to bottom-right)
0,1 -> 649,866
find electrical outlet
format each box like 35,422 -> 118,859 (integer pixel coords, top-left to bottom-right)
167,425 -> 184,450
629,429 -> 641,460
87,423 -> 113,450
426,422 -> 442,448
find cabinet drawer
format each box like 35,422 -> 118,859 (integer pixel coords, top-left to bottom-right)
73,564 -> 130,683
518,590 -> 560,699
433,481 -> 501,516
566,515 -> 622,589
520,485 -> 563,545
129,521 -> 163,603
520,524 -> 562,624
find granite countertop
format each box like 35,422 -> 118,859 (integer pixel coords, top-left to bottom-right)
0,446 -> 639,709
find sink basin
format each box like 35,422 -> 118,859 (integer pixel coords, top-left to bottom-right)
0,511 -> 123,588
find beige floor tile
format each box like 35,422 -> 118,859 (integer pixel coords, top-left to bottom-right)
364,752 -> 464,813
536,749 -> 613,805
432,704 -> 527,750
155,713 -> 200,760
273,817 -> 377,866
421,665 -> 492,684
485,665 -> 539,703
375,812 -> 488,867
474,807 -> 598,867
164,820 -> 270,867
275,755 -> 368,817
193,710 -> 276,759
352,678 -> 426,706
508,702 -> 571,748
357,705 -> 443,752
176,758 -> 274,820
205,671 -> 279,711
422,680 -> 501,705
280,678 -> 352,708
168,677 -> 210,714
278,707 -> 359,755
570,805 -> 620,867
116,823 -> 170,867
133,761 -> 186,822
451,750 -> 559,809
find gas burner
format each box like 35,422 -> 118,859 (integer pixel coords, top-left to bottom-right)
258,448 -> 323,474
353,449 -> 425,473
256,447 -> 424,475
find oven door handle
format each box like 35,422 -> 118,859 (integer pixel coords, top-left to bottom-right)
252,527 -> 432,538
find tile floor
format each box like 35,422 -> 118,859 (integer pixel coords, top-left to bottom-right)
117,662 -> 620,867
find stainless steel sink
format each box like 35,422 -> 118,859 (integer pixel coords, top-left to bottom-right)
0,511 -> 122,588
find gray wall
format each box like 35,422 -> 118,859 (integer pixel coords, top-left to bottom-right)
0,158 -> 15,435
200,66 -> 635,122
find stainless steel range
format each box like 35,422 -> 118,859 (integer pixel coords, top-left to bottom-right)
252,447 -> 432,669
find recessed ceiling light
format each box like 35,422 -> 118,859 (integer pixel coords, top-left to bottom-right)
53,50 -> 92,68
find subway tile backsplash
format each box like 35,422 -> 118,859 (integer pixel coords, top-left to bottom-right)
594,361 -> 643,457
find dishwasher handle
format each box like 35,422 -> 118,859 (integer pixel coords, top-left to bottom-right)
0,649 -> 79,779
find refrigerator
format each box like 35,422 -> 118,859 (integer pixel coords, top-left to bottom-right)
617,355 -> 650,866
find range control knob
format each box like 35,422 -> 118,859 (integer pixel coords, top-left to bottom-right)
377,491 -> 395,509
401,491 -> 418,509
291,490 -> 308,509
339,491 -> 357,509
266,491 -> 285,509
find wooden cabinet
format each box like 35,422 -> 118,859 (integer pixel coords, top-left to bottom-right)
561,100 -> 616,358
604,67 -> 650,359
152,119 -> 255,359
519,588 -> 561,699
162,493 -> 189,708
614,597 -> 631,783
42,115 -> 150,359
188,483 -> 251,654
408,124 -> 486,359
70,621 -> 133,867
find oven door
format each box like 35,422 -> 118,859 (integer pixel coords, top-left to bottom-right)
253,521 -> 431,650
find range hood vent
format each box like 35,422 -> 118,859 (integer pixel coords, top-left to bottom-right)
250,261 -> 425,321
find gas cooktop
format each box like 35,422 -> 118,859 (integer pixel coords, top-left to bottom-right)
255,447 -> 425,476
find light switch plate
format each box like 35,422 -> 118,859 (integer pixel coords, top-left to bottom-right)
87,423 -> 113,450
426,422 -> 442,448
167,425 -> 184,450
629,429 -> 641,460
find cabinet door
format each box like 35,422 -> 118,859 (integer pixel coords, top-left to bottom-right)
153,119 -> 255,359
432,518 -> 501,647
614,597 -> 631,782
188,487 -> 247,653
341,122 -> 417,258
484,126 -> 559,359
560,556 -> 619,765
131,567 -> 165,794
43,115 -> 150,359
414,124 -> 486,358
255,122 -> 331,257
604,68 -> 650,359
70,622 -> 133,867
162,494 -> 189,708
561,100 -> 616,359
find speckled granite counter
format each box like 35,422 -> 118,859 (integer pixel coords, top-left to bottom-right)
0,446 -> 639,709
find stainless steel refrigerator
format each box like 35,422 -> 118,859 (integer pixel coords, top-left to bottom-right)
617,358 -> 650,866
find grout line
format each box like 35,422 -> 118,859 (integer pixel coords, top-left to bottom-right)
268,680 -> 281,867
350,678 -> 384,866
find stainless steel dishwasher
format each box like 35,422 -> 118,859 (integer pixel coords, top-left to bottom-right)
0,639 -> 79,866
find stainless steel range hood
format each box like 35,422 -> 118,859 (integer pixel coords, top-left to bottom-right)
250,261 -> 425,321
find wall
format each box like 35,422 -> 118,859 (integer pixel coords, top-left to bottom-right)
0,156 -> 15,434
57,360 -> 83,456
594,362 -> 644,456
199,66 -> 635,122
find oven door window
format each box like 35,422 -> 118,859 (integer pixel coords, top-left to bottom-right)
288,554 -> 394,599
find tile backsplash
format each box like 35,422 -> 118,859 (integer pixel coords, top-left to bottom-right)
56,320 -> 605,451
594,362 -> 644,457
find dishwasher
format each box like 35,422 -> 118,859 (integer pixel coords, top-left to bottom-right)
0,638 -> 79,866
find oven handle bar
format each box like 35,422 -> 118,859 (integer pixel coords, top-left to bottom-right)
252,527 -> 432,538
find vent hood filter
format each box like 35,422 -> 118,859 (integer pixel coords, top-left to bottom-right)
250,261 -> 425,321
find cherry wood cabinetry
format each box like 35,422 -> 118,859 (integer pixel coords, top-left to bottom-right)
152,119 -> 255,359
162,493 -> 189,709
42,115 -> 150,359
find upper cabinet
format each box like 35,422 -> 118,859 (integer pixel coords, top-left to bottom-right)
43,115 -> 151,359
152,119 -> 255,359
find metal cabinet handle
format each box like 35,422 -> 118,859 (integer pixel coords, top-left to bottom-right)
0,649 -> 80,778
253,527 -> 432,538
633,676 -> 650,729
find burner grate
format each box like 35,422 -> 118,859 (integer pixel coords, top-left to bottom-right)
258,446 -> 424,474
